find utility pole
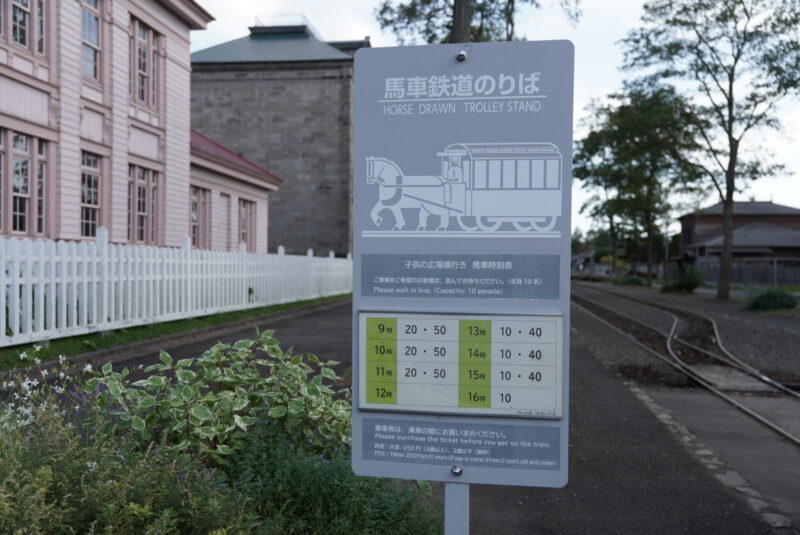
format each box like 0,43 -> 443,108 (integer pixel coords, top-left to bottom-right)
451,0 -> 472,43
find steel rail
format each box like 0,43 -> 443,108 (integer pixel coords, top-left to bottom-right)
573,283 -> 800,397
671,335 -> 800,399
572,299 -> 800,448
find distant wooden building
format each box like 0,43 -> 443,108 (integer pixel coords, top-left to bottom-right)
679,201 -> 800,259
190,21 -> 370,256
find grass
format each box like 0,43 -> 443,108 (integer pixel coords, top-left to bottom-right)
0,293 -> 350,373
761,308 -> 800,318
732,284 -> 800,293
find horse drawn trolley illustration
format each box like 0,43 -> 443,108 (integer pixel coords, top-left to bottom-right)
366,142 -> 562,232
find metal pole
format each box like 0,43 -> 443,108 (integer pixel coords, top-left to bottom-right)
445,482 -> 470,535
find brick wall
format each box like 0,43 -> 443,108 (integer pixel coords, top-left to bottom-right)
191,61 -> 353,256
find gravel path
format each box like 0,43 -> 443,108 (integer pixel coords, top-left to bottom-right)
570,301 -> 689,387
572,282 -> 675,334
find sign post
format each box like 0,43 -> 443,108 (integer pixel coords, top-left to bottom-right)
352,40 -> 574,531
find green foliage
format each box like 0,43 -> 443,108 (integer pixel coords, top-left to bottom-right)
622,0 -> 800,298
613,275 -> 646,287
0,386 -> 254,533
574,80 -> 703,279
375,0 -> 580,44
661,266 -> 703,293
228,437 -> 442,535
83,330 -> 351,467
746,289 -> 799,311
0,338 -> 441,533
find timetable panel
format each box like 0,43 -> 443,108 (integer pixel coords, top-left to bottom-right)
359,313 -> 563,418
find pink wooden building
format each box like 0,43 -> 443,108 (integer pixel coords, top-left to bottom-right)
0,0 -> 280,253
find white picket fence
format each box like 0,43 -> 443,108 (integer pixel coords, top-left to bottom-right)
0,229 -> 352,348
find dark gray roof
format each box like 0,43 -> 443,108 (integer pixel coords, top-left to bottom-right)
328,39 -> 371,56
191,25 -> 351,63
692,222 -> 800,248
691,201 -> 800,217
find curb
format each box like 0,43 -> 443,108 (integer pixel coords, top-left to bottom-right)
627,383 -> 799,534
7,296 -> 352,376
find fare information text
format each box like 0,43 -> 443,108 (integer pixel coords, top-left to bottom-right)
359,313 -> 563,418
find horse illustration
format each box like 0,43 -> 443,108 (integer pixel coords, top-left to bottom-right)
365,157 -> 456,231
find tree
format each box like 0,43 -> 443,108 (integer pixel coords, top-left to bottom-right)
621,0 -> 800,299
574,81 -> 702,283
375,0 -> 581,44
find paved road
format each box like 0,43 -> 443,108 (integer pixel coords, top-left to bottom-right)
120,302 -> 775,534
471,342 -> 770,534
122,304 -> 353,379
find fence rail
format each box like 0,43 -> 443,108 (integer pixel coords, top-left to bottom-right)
0,229 -> 352,348
696,257 -> 800,287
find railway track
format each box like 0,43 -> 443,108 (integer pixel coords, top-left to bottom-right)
572,282 -> 800,448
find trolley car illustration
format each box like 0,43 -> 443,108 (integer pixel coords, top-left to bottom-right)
366,143 -> 562,232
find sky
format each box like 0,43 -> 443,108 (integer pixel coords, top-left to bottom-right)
190,0 -> 800,235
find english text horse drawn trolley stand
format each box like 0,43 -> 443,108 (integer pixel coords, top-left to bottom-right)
352,40 -> 574,534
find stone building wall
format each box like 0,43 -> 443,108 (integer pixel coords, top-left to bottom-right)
191,61 -> 353,256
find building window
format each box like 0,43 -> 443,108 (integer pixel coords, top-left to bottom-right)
81,0 -> 100,79
36,138 -> 45,233
35,0 -> 42,53
239,199 -> 255,252
2,0 -> 45,53
189,186 -> 210,249
128,164 -> 158,244
11,0 -> 28,47
130,18 -> 160,110
0,129 -> 47,236
220,192 -> 231,251
81,151 -> 100,237
11,132 -> 30,232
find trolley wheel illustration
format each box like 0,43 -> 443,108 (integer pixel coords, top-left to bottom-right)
512,220 -> 531,231
531,217 -> 557,232
512,217 -> 558,232
456,216 -> 478,231
476,217 -> 502,231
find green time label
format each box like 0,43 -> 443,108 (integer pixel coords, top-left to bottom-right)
459,319 -> 491,407
366,317 -> 397,404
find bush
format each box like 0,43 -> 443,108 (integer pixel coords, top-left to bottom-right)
83,329 -> 350,466
228,437 -> 442,535
661,266 -> 704,293
0,382 -> 254,533
746,289 -> 798,311
613,274 -> 646,286
1,337 -> 441,533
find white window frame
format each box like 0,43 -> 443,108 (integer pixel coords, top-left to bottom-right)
239,198 -> 255,252
130,18 -> 160,111
128,164 -> 159,245
81,151 -> 101,237
189,185 -> 210,249
81,0 -> 101,80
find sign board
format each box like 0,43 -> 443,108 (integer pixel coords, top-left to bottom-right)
352,40 -> 573,488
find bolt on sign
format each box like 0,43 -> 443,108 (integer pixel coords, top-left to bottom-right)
352,40 -> 574,488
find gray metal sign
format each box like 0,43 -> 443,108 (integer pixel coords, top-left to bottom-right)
352,40 -> 573,488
